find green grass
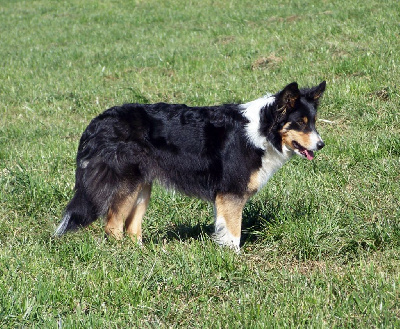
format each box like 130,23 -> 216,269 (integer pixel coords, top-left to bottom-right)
1,0 -> 400,327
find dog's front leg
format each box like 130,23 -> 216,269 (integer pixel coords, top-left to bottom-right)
212,193 -> 248,252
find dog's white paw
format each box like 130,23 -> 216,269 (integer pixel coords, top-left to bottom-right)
211,231 -> 241,253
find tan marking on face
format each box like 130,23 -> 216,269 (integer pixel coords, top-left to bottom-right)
303,116 -> 308,124
281,122 -> 291,131
280,125 -> 312,150
215,194 -> 248,238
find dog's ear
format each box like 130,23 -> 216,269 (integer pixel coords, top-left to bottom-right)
309,81 -> 326,101
277,82 -> 300,112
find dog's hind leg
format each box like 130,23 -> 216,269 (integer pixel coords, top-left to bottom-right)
124,183 -> 152,243
105,185 -> 142,240
213,193 -> 248,252
105,183 -> 152,242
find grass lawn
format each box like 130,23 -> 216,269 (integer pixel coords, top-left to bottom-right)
1,0 -> 399,327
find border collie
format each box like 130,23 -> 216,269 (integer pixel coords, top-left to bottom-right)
55,81 -> 326,251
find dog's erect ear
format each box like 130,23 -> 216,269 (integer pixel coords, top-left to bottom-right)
277,82 -> 300,111
310,81 -> 326,101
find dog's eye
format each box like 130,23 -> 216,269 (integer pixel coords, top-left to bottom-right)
297,120 -> 306,127
296,117 -> 308,128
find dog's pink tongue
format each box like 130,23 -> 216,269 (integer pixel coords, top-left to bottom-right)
305,150 -> 314,160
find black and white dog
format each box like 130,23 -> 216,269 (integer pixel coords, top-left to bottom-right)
55,81 -> 326,251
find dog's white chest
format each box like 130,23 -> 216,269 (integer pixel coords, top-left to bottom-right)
255,143 -> 293,191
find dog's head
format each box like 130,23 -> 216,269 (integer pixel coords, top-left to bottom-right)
272,81 -> 326,160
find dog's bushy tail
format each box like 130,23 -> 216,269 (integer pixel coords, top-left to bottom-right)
54,188 -> 99,236
54,156 -> 127,237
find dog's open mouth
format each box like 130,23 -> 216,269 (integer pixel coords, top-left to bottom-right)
292,141 -> 314,160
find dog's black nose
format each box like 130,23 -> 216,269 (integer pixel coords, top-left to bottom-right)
316,141 -> 325,150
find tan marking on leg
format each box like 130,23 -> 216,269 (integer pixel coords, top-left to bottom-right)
105,186 -> 141,240
247,171 -> 260,194
105,209 -> 125,240
125,184 -> 152,243
215,193 -> 248,240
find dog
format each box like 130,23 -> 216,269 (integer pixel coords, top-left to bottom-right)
55,81 -> 326,251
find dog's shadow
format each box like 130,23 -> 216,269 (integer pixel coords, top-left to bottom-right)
148,201 -> 274,246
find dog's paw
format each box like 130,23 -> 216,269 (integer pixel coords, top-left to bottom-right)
211,232 -> 241,253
